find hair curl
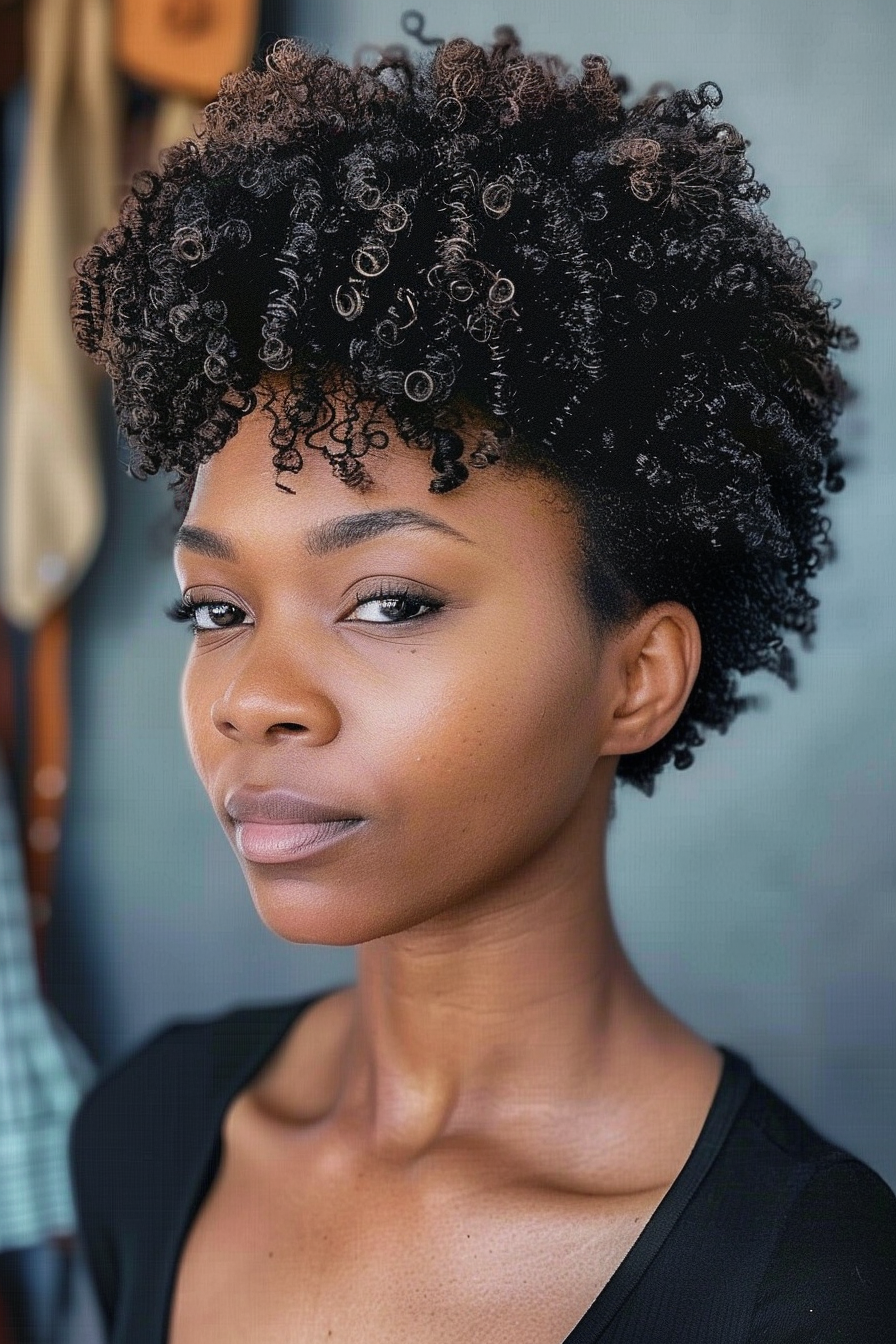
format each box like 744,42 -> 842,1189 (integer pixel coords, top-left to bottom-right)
70,27 -> 857,793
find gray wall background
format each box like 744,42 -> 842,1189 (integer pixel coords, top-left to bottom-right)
41,0 -> 896,1194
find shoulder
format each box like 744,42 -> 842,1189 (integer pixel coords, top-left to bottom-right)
69,996 -> 305,1177
734,1072 -> 896,1339
747,1156 -> 896,1340
68,999 -> 303,1334
68,1014 -> 204,1209
69,1005 -> 240,1165
68,995 -> 311,1252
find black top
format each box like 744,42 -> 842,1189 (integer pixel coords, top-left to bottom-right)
68,990 -> 896,1344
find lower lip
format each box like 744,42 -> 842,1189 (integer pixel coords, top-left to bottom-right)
234,818 -> 365,864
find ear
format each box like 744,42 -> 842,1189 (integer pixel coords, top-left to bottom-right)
598,602 -> 702,760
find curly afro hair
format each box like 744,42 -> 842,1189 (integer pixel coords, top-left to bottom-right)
70,26 -> 857,793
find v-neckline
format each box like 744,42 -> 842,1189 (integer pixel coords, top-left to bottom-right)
158,990 -> 754,1344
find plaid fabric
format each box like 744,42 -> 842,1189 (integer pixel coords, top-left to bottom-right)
0,757 -> 94,1249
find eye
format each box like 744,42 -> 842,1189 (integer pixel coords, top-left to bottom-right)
346,584 -> 444,624
165,584 -> 445,634
165,596 -> 251,632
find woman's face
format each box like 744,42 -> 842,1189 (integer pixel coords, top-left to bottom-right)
174,397 -> 620,945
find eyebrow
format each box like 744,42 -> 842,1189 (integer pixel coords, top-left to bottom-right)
174,508 -> 474,562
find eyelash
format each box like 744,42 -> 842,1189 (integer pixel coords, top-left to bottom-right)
164,583 -> 444,634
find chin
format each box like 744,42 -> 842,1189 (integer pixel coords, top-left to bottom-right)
242,875 -> 421,946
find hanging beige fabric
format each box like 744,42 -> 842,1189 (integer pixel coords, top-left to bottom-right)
0,0 -> 120,631
149,92 -> 203,161
114,0 -> 259,102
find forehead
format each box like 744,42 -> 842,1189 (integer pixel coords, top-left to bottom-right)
183,401 -> 584,576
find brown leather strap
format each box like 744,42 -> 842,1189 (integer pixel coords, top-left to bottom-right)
0,612 -> 15,782
24,603 -> 69,989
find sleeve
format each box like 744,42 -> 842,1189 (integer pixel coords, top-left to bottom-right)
66,1021 -> 192,1340
746,1158 -> 896,1343
67,1077 -> 120,1338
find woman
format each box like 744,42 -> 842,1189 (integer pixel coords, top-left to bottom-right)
68,27 -> 895,1344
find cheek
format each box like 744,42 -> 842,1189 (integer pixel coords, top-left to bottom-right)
383,630 -> 600,852
179,660 -> 214,782
174,605 -> 601,895
196,629 -> 601,944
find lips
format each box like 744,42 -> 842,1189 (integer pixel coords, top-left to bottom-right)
223,787 -> 367,864
233,817 -> 364,863
224,787 -> 364,825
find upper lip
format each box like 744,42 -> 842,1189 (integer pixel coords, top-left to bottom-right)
224,788 -> 363,825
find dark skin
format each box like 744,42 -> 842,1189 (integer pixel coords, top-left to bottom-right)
168,386 -> 723,1344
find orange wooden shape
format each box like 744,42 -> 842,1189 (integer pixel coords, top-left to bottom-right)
114,0 -> 260,101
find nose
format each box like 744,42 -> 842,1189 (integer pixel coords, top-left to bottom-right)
209,641 -> 342,746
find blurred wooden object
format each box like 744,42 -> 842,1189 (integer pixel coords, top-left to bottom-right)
114,0 -> 260,100
0,604 -> 71,990
23,603 -> 69,991
0,615 -> 14,782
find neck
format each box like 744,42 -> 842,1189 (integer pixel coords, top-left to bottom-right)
334,768 -> 671,1158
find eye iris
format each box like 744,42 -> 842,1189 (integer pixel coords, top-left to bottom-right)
356,590 -> 435,622
373,595 -> 419,619
204,602 -> 241,627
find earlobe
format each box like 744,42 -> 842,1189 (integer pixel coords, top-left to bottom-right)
600,603 -> 702,760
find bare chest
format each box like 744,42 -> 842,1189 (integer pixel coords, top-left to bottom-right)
167,1115 -> 666,1344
